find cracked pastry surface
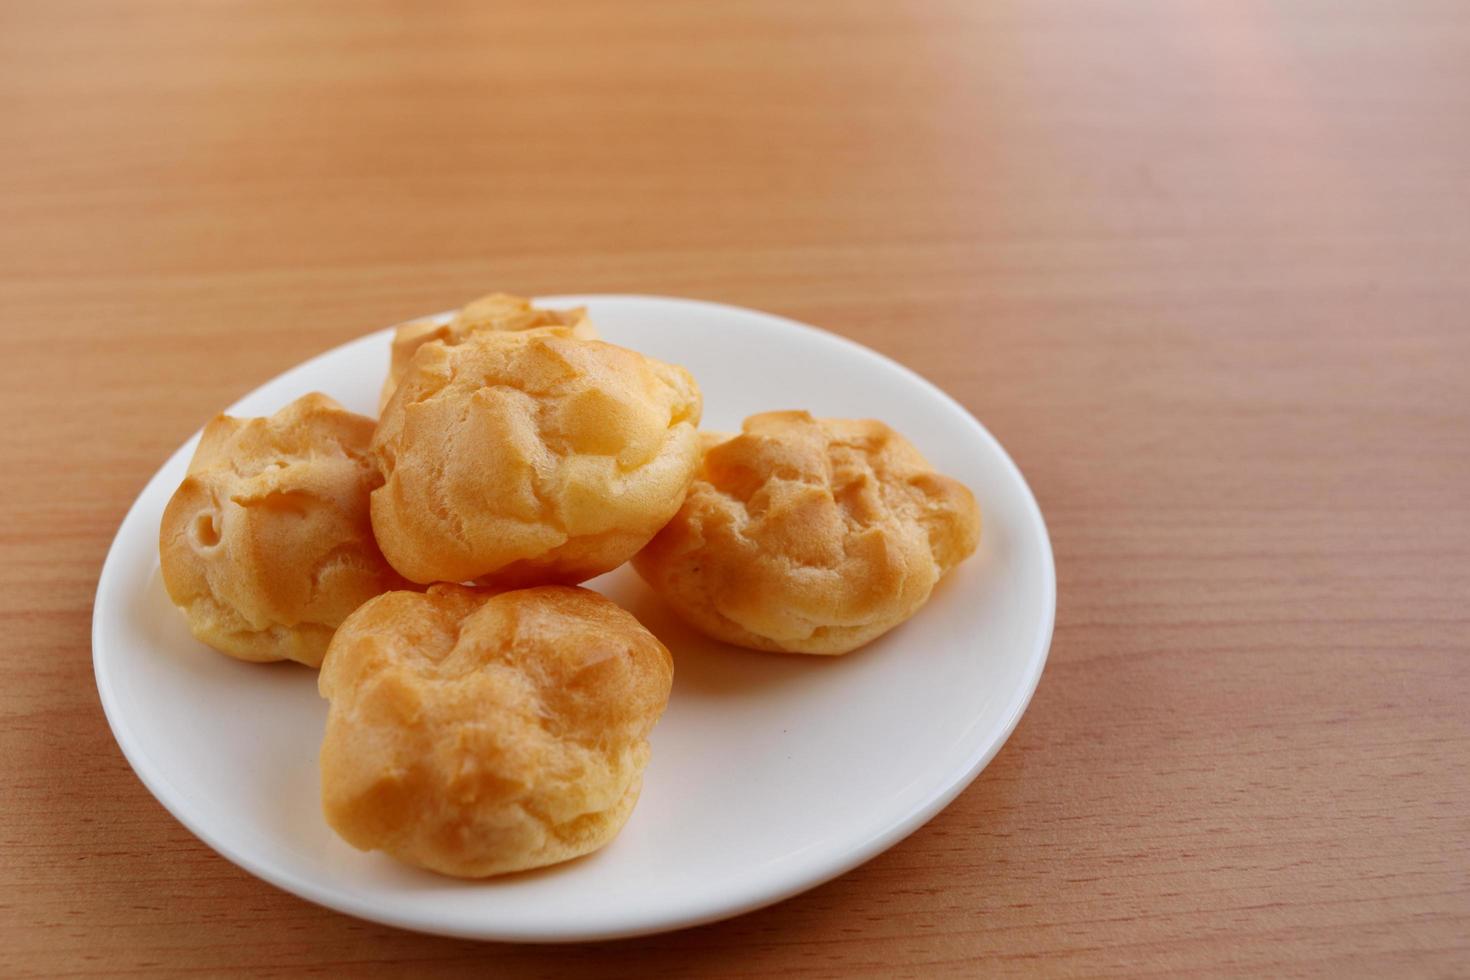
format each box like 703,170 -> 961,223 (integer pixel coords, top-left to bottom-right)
380,293 -> 596,411
318,584 -> 674,877
371,329 -> 702,587
158,393 -> 407,667
633,411 -> 981,655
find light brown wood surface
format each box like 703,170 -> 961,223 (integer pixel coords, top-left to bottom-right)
2,1 -> 1468,975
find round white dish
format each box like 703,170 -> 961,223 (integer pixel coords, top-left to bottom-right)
92,295 -> 1055,942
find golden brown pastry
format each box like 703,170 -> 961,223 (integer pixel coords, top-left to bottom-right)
380,293 -> 596,411
633,411 -> 981,655
372,330 -> 702,587
158,393 -> 407,667
318,584 -> 674,877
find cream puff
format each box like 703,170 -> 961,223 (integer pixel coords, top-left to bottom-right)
371,330 -> 701,587
633,411 -> 980,655
159,393 -> 406,667
380,293 -> 596,411
318,584 -> 674,877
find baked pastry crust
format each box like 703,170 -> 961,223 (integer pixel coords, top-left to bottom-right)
380,293 -> 596,411
158,393 -> 405,667
318,584 -> 674,877
371,330 -> 702,587
633,411 -> 981,655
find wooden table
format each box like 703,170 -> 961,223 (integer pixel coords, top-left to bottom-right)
3,1 -> 1467,975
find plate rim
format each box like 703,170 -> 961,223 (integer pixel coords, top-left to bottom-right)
92,294 -> 1056,942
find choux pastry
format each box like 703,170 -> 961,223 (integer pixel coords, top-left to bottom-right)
159,393 -> 406,667
633,411 -> 980,655
380,293 -> 595,411
371,330 -> 702,587
318,584 -> 674,877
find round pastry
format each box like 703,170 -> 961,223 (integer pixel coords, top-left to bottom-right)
371,329 -> 702,587
318,584 -> 674,878
379,292 -> 596,411
633,410 -> 981,655
158,392 -> 407,667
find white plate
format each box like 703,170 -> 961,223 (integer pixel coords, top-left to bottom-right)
93,296 -> 1054,942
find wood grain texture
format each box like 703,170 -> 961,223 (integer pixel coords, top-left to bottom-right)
2,0 -> 1468,975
